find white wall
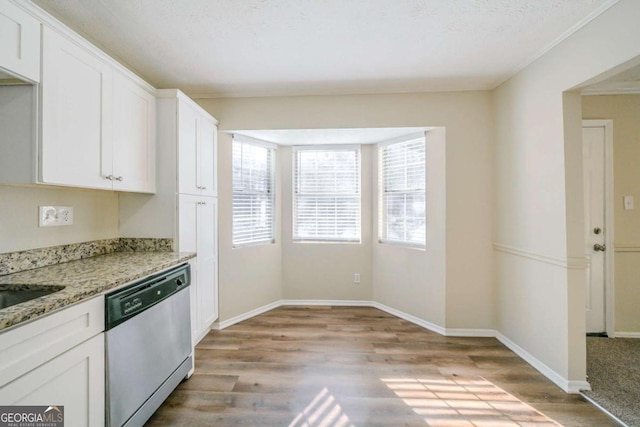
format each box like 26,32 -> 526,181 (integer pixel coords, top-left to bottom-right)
0,185 -> 119,253
582,94 -> 640,334
373,128 -> 447,327
281,145 -> 373,301
493,0 -> 640,388
216,132 -> 284,321
198,90 -> 494,329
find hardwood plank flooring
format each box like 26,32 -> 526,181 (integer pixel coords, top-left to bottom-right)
146,306 -> 620,426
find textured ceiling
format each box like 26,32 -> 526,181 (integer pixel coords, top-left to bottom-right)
33,0 -> 616,98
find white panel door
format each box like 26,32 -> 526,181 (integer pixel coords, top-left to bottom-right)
583,126 -> 607,334
198,117 -> 217,197
112,72 -> 156,193
0,334 -> 105,427
40,26 -> 113,189
0,0 -> 40,82
178,102 -> 199,195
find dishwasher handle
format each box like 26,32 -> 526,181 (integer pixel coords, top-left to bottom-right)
105,264 -> 190,330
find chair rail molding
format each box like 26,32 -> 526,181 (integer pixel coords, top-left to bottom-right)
493,242 -> 590,270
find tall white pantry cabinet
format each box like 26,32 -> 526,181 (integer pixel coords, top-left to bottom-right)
120,89 -> 218,345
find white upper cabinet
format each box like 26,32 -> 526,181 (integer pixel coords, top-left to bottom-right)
0,3 -> 157,193
0,0 -> 40,82
178,102 -> 217,197
112,71 -> 156,193
40,25 -> 113,190
39,25 -> 156,193
198,117 -> 217,197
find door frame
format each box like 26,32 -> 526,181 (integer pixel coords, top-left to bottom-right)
582,119 -> 615,337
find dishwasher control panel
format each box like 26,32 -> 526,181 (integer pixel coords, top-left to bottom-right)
105,264 -> 190,330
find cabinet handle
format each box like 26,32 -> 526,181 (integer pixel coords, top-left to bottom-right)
198,201 -> 207,205
197,186 -> 207,190
104,175 -> 114,181
116,176 -> 124,182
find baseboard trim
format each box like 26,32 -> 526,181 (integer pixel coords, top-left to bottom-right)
445,328 -> 497,338
214,300 -> 282,330
280,299 -> 373,307
215,299 -> 587,394
371,301 -> 447,336
614,332 -> 640,338
495,332 -> 590,393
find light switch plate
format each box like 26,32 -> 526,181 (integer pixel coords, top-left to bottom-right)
624,196 -> 634,210
39,206 -> 74,227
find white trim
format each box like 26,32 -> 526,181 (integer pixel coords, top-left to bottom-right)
292,144 -> 361,151
445,328 -> 496,338
370,302 -> 447,336
583,120 -> 615,338
493,242 -> 590,270
232,133 -> 278,149
491,0 -> 620,89
281,299 -> 372,307
156,89 -> 219,124
614,332 -> 640,338
582,86 -> 640,96
213,299 -> 587,394
614,243 -> 640,252
213,300 -> 282,330
580,393 -> 629,427
376,132 -> 426,147
495,332 -> 590,393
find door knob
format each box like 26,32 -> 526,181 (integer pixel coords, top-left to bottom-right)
593,243 -> 606,252
593,227 -> 602,235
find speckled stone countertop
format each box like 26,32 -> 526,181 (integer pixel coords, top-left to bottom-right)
0,250 -> 195,331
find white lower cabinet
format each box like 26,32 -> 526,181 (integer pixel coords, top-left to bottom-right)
178,194 -> 218,343
0,334 -> 105,427
0,296 -> 105,427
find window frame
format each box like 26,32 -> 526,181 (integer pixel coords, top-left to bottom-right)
378,133 -> 426,249
232,134 -> 277,248
292,144 -> 362,244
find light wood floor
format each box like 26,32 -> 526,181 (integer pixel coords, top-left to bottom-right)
147,306 -> 619,426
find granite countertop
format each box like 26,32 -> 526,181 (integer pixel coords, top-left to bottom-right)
0,251 -> 195,331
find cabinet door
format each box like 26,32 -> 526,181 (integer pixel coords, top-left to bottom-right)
177,194 -> 198,253
112,72 -> 156,193
188,259 -> 199,344
178,102 -> 199,195
0,1 -> 40,82
0,334 -> 105,427
178,195 -> 218,343
198,117 -> 217,197
40,26 -> 113,189
197,198 -> 218,329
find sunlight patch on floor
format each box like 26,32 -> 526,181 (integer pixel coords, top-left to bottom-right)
381,377 -> 562,426
289,387 -> 355,427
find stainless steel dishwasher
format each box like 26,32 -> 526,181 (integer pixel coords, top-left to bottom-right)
105,263 -> 192,427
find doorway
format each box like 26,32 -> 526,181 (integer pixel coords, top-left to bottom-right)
582,120 -> 614,337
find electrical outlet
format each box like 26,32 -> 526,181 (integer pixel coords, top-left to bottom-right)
39,206 -> 74,227
353,273 -> 361,284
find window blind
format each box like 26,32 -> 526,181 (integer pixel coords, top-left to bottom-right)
379,136 -> 426,247
293,146 -> 361,242
232,136 -> 275,247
